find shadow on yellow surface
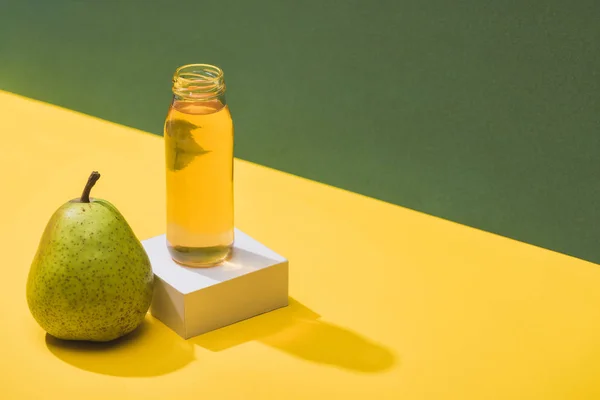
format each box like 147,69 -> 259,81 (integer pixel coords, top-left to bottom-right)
193,297 -> 396,373
45,316 -> 195,377
45,298 -> 395,376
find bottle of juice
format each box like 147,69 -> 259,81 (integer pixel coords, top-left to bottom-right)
164,64 -> 234,267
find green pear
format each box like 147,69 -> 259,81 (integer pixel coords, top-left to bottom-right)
26,171 -> 154,342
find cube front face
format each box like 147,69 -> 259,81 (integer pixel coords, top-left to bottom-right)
150,276 -> 186,337
184,262 -> 289,338
142,231 -> 289,339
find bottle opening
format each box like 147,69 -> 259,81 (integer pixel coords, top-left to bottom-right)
172,64 -> 225,100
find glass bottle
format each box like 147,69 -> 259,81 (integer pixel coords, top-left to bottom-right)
164,64 -> 234,267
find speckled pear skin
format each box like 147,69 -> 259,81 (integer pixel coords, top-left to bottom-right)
26,197 -> 154,342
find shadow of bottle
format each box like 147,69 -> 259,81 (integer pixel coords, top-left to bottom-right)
45,315 -> 194,377
192,297 -> 396,373
46,298 -> 396,375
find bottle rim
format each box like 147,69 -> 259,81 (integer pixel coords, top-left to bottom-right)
172,63 -> 225,100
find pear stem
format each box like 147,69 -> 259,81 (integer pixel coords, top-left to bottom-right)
80,171 -> 101,203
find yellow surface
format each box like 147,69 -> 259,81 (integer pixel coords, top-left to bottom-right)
1,90 -> 600,399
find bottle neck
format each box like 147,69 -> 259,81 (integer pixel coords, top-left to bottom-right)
172,64 -> 226,101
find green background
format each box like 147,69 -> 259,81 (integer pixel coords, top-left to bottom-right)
2,1 -> 599,262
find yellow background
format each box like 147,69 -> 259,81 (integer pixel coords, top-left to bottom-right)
2,90 -> 600,399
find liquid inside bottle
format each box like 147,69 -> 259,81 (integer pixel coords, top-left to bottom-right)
165,85 -> 234,267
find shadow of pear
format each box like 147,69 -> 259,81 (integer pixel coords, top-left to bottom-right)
192,297 -> 396,373
45,315 -> 194,377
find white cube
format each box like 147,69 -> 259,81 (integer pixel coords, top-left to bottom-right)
141,229 -> 289,339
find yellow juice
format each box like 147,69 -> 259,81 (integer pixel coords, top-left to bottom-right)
164,99 -> 234,266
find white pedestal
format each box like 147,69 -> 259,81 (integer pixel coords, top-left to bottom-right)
141,229 -> 289,339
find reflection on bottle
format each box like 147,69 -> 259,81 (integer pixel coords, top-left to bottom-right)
165,63 -> 234,267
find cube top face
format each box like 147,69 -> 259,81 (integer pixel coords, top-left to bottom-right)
142,229 -> 287,294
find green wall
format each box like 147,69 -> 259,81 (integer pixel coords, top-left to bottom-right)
2,1 -> 599,262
